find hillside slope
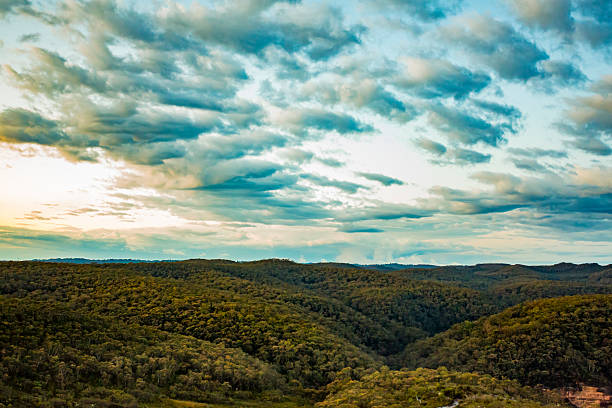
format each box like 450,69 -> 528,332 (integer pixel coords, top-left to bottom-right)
402,294 -> 612,389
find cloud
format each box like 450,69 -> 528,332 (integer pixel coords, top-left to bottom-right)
507,147 -> 568,158
274,108 -> 373,136
280,148 -> 314,164
558,80 -> 612,155
4,47 -> 107,96
160,1 -> 363,60
17,32 -> 40,42
440,14 -> 549,80
0,0 -> 30,18
64,100 -> 220,146
375,0 -> 462,21
196,130 -> 288,161
338,225 -> 384,233
301,77 -> 416,122
531,60 -> 587,91
415,138 -> 447,155
421,169 -> 612,219
317,157 -> 344,168
416,139 -> 491,166
0,109 -> 67,146
508,0 -> 612,49
301,174 -> 366,194
593,75 -> 612,94
396,57 -> 490,99
508,0 -> 573,33
357,172 -> 404,186
0,0 -> 609,264
340,204 -> 431,222
447,148 -> 492,165
511,157 -> 549,172
427,102 -> 517,146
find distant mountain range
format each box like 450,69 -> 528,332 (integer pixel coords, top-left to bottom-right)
33,257 -> 175,264
34,258 -> 437,269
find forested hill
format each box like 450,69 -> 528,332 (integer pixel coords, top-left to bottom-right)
402,295 -> 612,389
0,259 -> 610,407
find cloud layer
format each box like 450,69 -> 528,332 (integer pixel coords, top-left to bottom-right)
0,0 -> 610,263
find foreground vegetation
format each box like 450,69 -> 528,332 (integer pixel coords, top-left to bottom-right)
319,367 -> 569,408
0,260 -> 610,407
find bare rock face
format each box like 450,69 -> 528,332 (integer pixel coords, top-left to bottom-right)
563,386 -> 612,408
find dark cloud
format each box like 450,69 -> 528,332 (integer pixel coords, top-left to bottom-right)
279,108 -> 373,136
196,131 -> 288,161
340,204 -> 431,222
194,159 -> 292,192
396,57 -> 490,99
301,78 -> 416,122
0,109 -> 67,146
427,103 -> 517,146
421,170 -> 612,219
417,139 -> 491,166
511,157 -> 549,172
0,0 -> 30,18
357,172 -> 404,186
440,14 -> 549,80
471,100 -> 522,121
507,147 -> 568,158
161,1 -> 363,60
0,101 -> 222,163
376,0 -> 462,20
567,133 -> 612,156
339,226 -> 384,233
538,60 -> 586,86
17,32 -> 40,42
4,47 -> 107,96
63,100 -> 220,147
448,148 -> 492,165
530,60 -> 588,92
301,174 -> 366,194
0,225 -> 130,258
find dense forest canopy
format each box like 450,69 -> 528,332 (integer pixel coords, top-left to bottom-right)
0,259 -> 610,407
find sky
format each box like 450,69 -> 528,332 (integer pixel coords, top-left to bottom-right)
0,0 -> 610,264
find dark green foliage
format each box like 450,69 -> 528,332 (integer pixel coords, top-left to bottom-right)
403,295 -> 612,388
0,261 -> 378,390
0,297 -> 284,407
1,260 -> 610,407
393,263 -> 612,309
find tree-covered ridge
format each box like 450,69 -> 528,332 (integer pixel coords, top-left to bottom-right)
0,297 -> 287,407
0,259 -> 497,358
0,261 -> 379,390
1,260 -> 611,407
317,367 -> 569,408
392,263 -> 610,290
402,294 -> 612,389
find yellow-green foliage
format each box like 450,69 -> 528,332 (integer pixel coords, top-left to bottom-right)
317,367 -> 569,408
